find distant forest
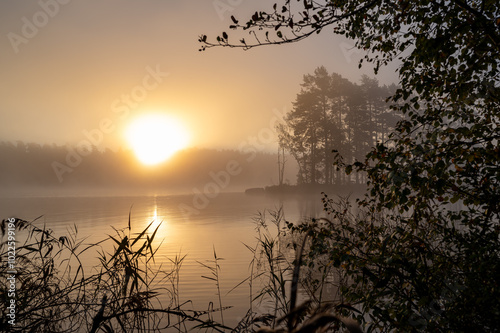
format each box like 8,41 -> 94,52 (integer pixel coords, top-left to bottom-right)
279,67 -> 401,185
0,141 -> 298,193
2,69 -> 401,194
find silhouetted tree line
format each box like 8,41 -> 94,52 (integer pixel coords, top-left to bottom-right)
0,141 -> 296,191
278,67 -> 400,185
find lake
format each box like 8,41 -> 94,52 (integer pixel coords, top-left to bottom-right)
0,191 -> 328,329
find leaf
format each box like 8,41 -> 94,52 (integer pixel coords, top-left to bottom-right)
450,194 -> 460,204
128,206 -> 133,231
131,221 -> 154,247
201,275 -> 217,281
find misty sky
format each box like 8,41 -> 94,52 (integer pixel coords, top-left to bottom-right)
0,0 -> 399,152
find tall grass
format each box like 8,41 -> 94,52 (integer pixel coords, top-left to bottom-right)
0,216 -> 230,332
230,207 -> 363,333
198,246 -> 226,326
168,250 -> 187,332
1,206 -> 362,332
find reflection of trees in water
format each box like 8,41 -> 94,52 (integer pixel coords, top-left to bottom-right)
294,193 -> 361,222
297,198 -> 323,221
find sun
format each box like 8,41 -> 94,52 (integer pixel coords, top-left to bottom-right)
125,113 -> 189,165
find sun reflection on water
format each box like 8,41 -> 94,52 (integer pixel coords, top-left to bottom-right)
145,196 -> 169,246
152,203 -> 158,222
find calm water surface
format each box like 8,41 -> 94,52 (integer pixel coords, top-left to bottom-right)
0,192 -> 326,327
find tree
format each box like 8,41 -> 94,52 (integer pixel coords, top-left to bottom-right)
284,66 -> 335,184
200,0 -> 500,331
278,67 -> 396,186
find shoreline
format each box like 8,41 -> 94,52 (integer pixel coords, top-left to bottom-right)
245,183 -> 367,198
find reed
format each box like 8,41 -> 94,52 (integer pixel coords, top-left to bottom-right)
198,246 -> 226,326
1,205 -> 363,332
0,216 -> 230,332
230,207 -> 363,333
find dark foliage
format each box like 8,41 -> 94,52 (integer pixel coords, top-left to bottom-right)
200,0 -> 500,331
